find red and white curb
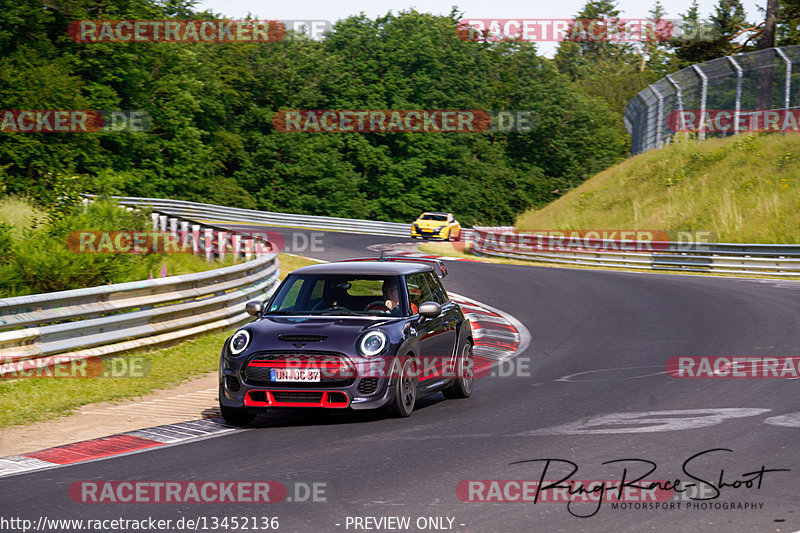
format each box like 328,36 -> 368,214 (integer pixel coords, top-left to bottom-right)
449,293 -> 529,375
367,242 -> 480,262
0,283 -> 528,480
0,419 -> 235,478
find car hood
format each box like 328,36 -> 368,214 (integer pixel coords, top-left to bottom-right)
414,220 -> 447,228
243,316 -> 399,354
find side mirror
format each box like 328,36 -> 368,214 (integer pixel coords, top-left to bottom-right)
418,301 -> 441,319
246,300 -> 264,317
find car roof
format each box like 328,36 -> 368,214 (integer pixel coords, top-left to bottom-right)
289,261 -> 434,276
420,211 -> 450,216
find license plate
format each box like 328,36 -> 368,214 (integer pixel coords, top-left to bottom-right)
270,368 -> 321,382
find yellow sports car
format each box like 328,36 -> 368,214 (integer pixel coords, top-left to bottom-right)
410,212 -> 461,241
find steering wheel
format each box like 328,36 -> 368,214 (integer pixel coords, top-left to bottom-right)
365,300 -> 390,312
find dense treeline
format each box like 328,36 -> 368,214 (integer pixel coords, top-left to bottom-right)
0,0 -> 790,225
0,0 -> 628,225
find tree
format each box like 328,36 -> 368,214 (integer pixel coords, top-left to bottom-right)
554,0 -> 632,75
642,0 -> 673,77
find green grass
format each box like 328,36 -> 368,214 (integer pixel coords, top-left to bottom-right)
0,252 -> 319,428
0,332 -> 229,428
0,195 -> 49,235
516,133 -> 800,244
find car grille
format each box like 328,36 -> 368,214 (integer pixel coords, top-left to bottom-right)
272,391 -> 324,403
357,378 -> 379,395
242,352 -> 356,387
278,334 -> 327,342
224,375 -> 240,392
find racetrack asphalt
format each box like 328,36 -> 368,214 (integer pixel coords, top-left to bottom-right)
1,227 -> 799,533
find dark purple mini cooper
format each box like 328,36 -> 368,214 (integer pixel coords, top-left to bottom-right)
218,257 -> 473,425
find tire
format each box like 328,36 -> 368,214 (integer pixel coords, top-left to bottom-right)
219,402 -> 256,426
443,342 -> 474,399
386,357 -> 417,417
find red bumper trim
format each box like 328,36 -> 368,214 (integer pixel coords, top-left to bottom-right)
244,390 -> 351,408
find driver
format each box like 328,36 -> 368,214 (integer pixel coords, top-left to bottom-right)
381,278 -> 418,314
382,278 -> 401,311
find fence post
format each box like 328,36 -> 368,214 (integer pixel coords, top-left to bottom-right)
776,47 -> 792,113
666,74 -> 687,139
650,85 -> 664,149
727,56 -> 743,136
692,64 -> 708,141
151,213 -> 159,231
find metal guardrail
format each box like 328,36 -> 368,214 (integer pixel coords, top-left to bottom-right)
0,252 -> 280,376
0,194 -> 411,376
104,196 -> 411,237
5,196 -> 797,377
470,227 -> 800,276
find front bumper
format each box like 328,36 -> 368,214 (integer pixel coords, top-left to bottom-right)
411,226 -> 448,238
220,351 -> 394,410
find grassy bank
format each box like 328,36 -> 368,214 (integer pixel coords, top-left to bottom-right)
516,133 -> 800,243
0,196 -> 249,297
0,253 -> 318,428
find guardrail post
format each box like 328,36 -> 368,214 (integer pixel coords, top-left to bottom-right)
180,220 -> 189,250
204,228 -> 214,262
218,231 -> 228,262
191,224 -> 200,255
151,213 -> 159,231
159,215 -> 168,233
232,234 -> 242,260
243,237 -> 253,261
169,217 -> 178,238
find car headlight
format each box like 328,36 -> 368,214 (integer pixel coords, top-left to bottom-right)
436,225 -> 446,232
229,329 -> 251,355
358,330 -> 388,357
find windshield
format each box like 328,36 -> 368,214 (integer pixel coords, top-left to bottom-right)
265,274 -> 406,316
419,214 -> 448,221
